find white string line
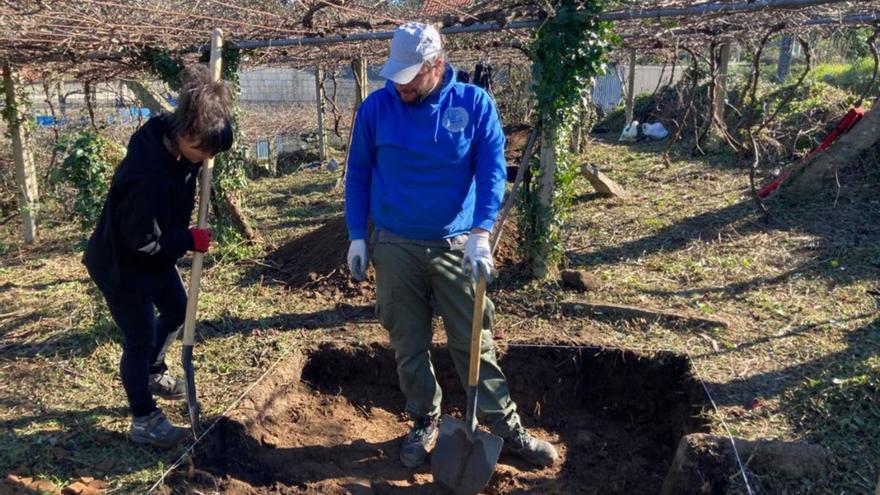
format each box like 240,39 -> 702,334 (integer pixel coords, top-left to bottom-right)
146,343 -> 295,493
685,344 -> 755,495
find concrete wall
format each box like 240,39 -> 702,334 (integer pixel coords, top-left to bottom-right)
592,64 -> 685,112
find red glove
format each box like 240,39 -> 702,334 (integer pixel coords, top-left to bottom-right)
189,227 -> 212,253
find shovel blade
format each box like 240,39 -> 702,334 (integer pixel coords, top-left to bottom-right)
182,345 -> 200,438
432,415 -> 502,495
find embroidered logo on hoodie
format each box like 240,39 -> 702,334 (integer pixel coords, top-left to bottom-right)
442,106 -> 468,133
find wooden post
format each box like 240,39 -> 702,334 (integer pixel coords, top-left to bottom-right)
116,80 -> 125,107
3,64 -> 38,244
713,42 -> 731,126
57,80 -> 66,116
353,57 -> 369,107
315,66 -> 326,163
624,47 -> 637,125
336,57 -> 368,189
533,120 -> 557,279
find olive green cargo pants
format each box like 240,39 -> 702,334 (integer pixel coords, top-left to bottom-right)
371,230 -> 520,437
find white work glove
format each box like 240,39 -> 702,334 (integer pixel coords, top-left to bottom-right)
347,239 -> 368,281
462,231 -> 494,282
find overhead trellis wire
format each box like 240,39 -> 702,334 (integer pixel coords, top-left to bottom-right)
0,0 -> 875,79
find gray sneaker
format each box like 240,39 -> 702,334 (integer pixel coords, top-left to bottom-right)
149,370 -> 186,400
400,415 -> 439,468
130,410 -> 189,449
504,427 -> 558,467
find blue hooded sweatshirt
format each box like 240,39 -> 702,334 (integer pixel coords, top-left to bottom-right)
345,63 -> 507,241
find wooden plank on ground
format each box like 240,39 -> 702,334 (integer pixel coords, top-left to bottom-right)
561,301 -> 731,329
580,163 -> 629,198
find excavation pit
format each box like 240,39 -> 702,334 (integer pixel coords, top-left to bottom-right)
176,342 -> 710,494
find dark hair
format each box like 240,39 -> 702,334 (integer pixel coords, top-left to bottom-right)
168,65 -> 234,155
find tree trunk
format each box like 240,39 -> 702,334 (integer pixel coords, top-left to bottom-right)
123,80 -> 174,113
786,101 -> 880,195
708,42 -> 732,148
713,43 -> 731,125
3,64 -> 38,244
776,36 -> 793,83
532,121 -> 557,279
222,191 -> 257,240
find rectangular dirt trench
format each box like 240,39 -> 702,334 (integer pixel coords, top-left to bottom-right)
180,342 -> 710,495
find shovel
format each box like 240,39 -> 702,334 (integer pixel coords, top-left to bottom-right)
432,274 -> 502,495
180,28 -> 224,439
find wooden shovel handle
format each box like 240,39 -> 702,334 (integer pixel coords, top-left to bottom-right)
182,28 -> 223,346
467,276 -> 487,387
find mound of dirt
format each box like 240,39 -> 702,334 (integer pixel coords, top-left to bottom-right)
265,216 -> 522,292
266,215 -> 370,294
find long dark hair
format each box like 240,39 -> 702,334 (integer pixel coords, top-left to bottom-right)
167,65 -> 234,155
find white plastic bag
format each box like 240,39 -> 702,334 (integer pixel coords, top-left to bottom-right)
619,120 -> 639,142
641,122 -> 669,140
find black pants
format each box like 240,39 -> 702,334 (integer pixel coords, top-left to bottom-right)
101,268 -> 187,418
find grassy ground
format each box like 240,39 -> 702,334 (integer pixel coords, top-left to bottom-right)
1,137 -> 878,493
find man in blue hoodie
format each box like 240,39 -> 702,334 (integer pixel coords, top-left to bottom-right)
345,22 -> 558,469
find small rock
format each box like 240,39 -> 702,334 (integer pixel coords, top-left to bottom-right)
30,479 -> 57,493
748,397 -> 763,410
261,433 -> 279,448
561,270 -> 601,292
62,481 -> 97,495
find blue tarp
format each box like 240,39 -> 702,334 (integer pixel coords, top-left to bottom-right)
36,107 -> 152,127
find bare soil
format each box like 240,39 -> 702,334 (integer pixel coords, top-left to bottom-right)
166,342 -> 710,494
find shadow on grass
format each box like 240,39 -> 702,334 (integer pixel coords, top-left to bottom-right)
0,317 -> 120,359
589,132 -> 745,172
0,405 -> 180,492
703,315 -> 880,490
567,189 -> 880,290
197,302 -> 377,339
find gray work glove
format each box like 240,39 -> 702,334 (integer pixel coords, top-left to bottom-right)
462,231 -> 495,283
347,239 -> 368,281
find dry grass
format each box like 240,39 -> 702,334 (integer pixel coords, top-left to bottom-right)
0,134 -> 878,493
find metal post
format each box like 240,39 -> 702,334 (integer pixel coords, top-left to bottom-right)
3,64 -> 38,244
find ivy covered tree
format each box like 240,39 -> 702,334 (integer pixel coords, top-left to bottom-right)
520,0 -> 616,278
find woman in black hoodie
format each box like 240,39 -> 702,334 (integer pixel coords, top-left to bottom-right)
84,66 -> 233,448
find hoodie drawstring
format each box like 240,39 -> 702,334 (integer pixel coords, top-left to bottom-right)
434,104 -> 441,143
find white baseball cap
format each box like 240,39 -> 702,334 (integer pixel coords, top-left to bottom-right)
380,22 -> 443,84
